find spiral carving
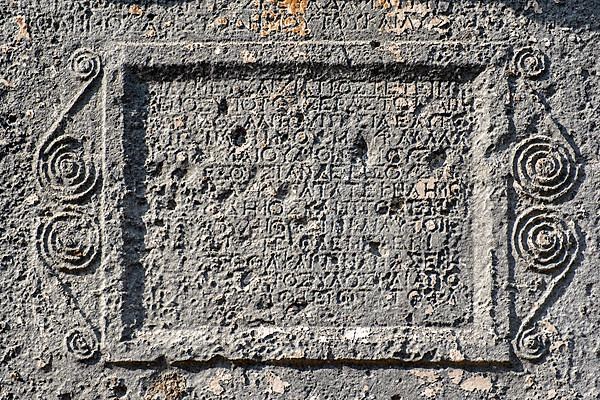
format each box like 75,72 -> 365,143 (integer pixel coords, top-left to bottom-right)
513,47 -> 547,79
513,135 -> 578,202
515,326 -> 549,361
37,211 -> 100,272
37,135 -> 98,202
69,49 -> 101,80
64,328 -> 98,360
513,207 -> 578,273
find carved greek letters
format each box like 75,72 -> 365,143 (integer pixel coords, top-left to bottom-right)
131,69 -> 475,329
101,43 -> 511,363
257,0 -> 310,36
406,249 -> 464,311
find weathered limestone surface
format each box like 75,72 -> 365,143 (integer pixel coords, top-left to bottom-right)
0,1 -> 599,399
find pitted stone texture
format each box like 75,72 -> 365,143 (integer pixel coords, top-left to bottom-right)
1,1 -> 599,399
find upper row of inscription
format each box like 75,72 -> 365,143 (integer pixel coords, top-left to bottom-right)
29,0 -> 463,39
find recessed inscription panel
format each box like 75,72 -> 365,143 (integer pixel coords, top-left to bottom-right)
125,66 -> 474,329
102,43 -> 510,362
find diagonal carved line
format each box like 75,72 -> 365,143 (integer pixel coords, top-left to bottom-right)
38,52 -> 102,147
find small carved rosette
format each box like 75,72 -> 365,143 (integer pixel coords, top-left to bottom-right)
513,46 -> 547,79
36,210 -> 100,272
37,134 -> 98,202
510,47 -> 582,362
513,136 -> 578,202
513,207 -> 578,273
69,48 -> 101,80
515,325 -> 551,361
64,328 -> 98,360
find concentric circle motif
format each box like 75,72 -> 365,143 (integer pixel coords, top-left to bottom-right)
513,47 -> 547,79
69,49 -> 101,80
515,326 -> 549,361
37,211 -> 100,272
513,207 -> 578,273
37,135 -> 98,202
513,136 -> 578,202
64,328 -> 98,360
229,165 -> 250,182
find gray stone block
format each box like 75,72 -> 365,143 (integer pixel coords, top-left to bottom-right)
0,1 -> 598,399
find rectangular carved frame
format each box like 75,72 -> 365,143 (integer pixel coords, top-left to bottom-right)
101,42 -> 512,363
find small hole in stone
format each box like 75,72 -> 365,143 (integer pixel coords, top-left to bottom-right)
113,381 -> 127,397
428,148 -> 447,170
368,241 -> 381,257
217,98 -> 228,115
230,126 -> 247,147
167,199 -> 177,210
351,134 -> 368,162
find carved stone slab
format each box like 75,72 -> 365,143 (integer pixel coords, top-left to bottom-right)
2,1 -> 597,398
99,42 -> 512,363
